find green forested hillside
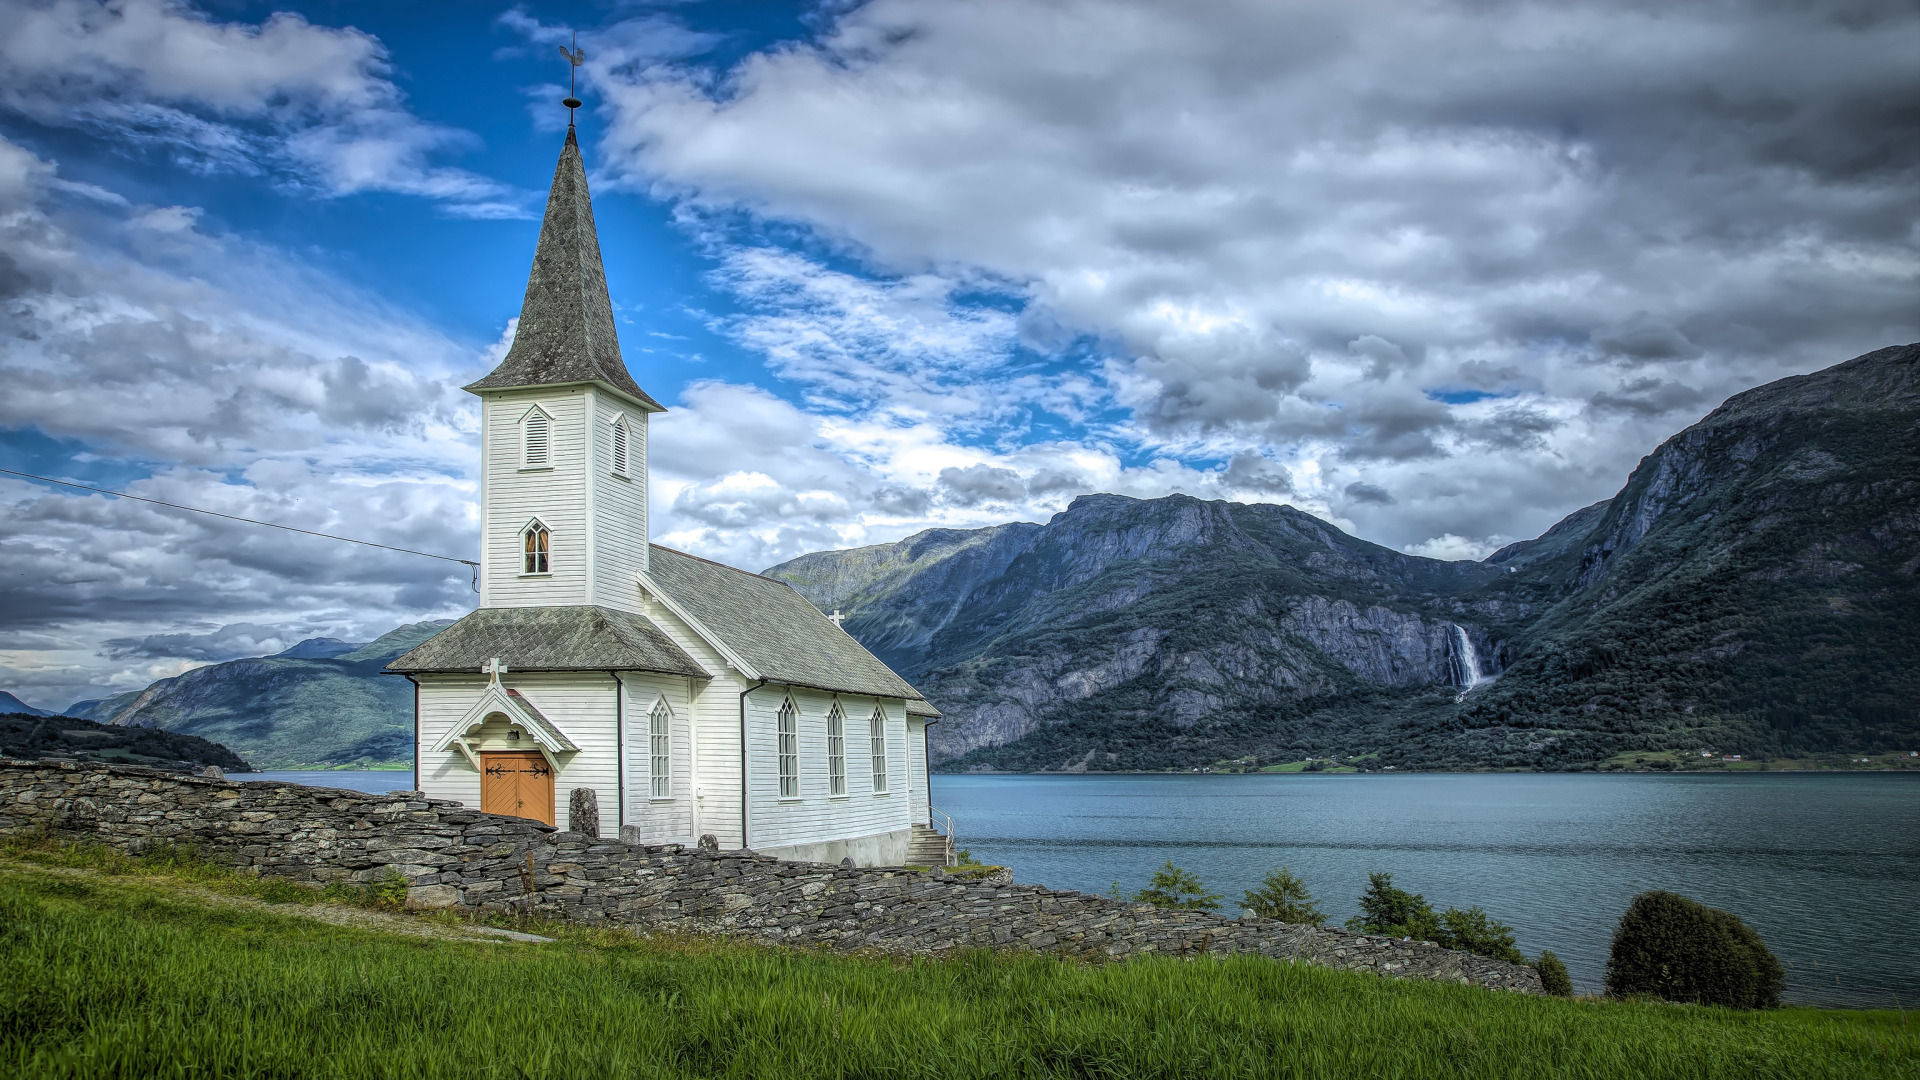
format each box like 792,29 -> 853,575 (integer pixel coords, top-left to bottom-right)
74,621 -> 454,769
768,344 -> 1920,771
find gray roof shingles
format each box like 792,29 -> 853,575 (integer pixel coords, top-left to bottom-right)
645,545 -> 931,703
464,126 -> 663,412
386,605 -> 705,677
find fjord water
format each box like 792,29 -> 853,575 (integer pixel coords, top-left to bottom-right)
932,772 -> 1920,1008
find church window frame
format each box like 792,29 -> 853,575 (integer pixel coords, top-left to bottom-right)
869,707 -> 888,794
648,696 -> 673,800
610,414 -> 631,479
826,700 -> 847,797
520,406 -> 554,470
521,518 -> 552,576
776,696 -> 799,799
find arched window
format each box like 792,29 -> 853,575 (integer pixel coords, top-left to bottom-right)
869,707 -> 888,794
610,415 -> 630,477
522,407 -> 551,469
649,697 -> 672,799
522,520 -> 550,574
776,697 -> 798,798
827,701 -> 847,796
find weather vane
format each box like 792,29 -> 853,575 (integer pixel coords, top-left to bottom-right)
559,32 -> 585,124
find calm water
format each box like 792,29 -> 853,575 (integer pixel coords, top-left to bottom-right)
246,770 -> 416,795
931,772 -> 1920,1009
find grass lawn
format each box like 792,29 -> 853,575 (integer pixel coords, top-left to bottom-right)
1,848 -> 1914,1079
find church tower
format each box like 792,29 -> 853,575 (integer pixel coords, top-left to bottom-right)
466,126 -> 663,613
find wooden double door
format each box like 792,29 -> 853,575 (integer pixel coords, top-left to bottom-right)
480,752 -> 554,826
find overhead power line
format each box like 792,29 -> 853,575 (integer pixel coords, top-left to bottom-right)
0,467 -> 480,574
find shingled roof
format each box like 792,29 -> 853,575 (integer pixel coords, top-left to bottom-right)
387,605 -> 705,676
645,545 -> 932,705
465,126 -> 663,412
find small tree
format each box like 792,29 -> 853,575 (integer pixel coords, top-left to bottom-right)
1242,867 -> 1325,924
1131,861 -> 1223,911
1605,890 -> 1784,1008
1535,950 -> 1573,997
1345,872 -> 1442,942
1438,905 -> 1525,964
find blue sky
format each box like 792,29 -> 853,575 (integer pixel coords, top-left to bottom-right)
1,0 -> 1916,710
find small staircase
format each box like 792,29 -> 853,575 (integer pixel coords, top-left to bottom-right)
906,823 -> 953,868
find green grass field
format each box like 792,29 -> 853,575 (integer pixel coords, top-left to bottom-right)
1,849 -> 1914,1079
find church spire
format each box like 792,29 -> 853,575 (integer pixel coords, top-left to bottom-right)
466,127 -> 663,411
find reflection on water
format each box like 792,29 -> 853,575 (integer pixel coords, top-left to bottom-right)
932,772 -> 1920,1008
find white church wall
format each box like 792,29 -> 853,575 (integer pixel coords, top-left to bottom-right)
589,391 -> 649,610
907,719 -> 930,826
743,684 -> 913,861
414,671 -> 620,831
630,592 -> 749,849
480,387 -> 591,609
616,671 -> 698,845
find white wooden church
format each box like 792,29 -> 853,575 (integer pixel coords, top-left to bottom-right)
389,124 -> 943,866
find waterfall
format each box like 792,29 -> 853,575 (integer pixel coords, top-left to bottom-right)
1451,624 -> 1487,691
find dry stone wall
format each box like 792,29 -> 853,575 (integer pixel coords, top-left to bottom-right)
0,759 -> 1540,994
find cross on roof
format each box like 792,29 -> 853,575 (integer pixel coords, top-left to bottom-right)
829,609 -> 844,628
482,657 -> 509,685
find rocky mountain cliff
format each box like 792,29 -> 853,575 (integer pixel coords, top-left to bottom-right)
767,343 -> 1920,771
71,621 -> 454,769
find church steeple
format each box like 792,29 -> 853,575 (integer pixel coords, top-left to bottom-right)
467,126 -> 663,412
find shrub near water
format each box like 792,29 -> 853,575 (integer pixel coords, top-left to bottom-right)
1606,890 -> 1785,1008
1242,866 -> 1326,924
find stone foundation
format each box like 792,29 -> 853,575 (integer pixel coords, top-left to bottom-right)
0,759 -> 1541,994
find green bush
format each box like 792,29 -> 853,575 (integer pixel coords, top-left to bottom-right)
1242,867 -> 1325,924
1605,891 -> 1784,1008
1535,950 -> 1573,997
1345,872 -> 1443,942
370,869 -> 411,909
1439,906 -> 1525,964
1129,862 -> 1223,911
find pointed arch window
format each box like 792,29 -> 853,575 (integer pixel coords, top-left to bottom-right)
827,701 -> 847,796
610,415 -> 631,478
649,697 -> 672,799
522,519 -> 551,575
776,697 -> 799,799
869,707 -> 888,794
521,407 -> 552,469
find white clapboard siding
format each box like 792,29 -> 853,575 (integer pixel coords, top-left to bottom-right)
617,671 -> 696,844
590,394 -> 649,609
633,596 -> 745,848
415,672 -> 620,830
907,719 -> 929,825
743,685 -> 912,851
480,388 -> 591,608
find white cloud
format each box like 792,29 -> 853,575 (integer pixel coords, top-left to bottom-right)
0,0 -> 526,215
587,0 -> 1920,552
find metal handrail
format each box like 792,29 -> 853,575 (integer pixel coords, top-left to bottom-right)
928,806 -> 957,867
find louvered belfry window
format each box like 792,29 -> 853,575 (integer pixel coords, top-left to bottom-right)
777,698 -> 799,798
611,416 -> 629,476
523,410 -> 550,468
869,708 -> 888,793
523,522 -> 550,574
649,698 -> 672,799
827,702 -> 847,796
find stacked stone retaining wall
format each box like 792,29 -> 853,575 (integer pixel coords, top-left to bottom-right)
0,759 -> 1541,993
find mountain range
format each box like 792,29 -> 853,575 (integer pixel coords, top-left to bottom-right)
766,343 -> 1920,771
10,344 -> 1913,772
62,621 -> 452,769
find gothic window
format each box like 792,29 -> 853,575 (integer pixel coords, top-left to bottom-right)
869,708 -> 888,794
649,697 -> 672,799
522,520 -> 551,574
827,701 -> 847,796
521,407 -> 552,469
610,415 -> 630,477
776,697 -> 798,798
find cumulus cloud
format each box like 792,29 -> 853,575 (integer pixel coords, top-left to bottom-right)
0,136 -> 481,709
585,0 -> 1920,555
0,0 -> 525,215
